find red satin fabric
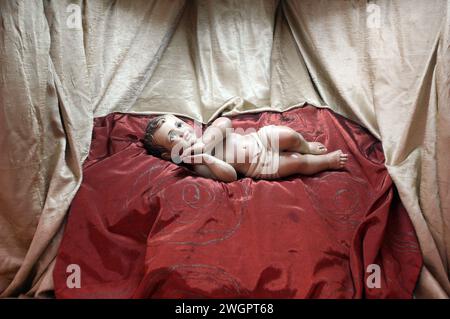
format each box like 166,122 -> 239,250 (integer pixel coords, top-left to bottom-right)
53,105 -> 422,298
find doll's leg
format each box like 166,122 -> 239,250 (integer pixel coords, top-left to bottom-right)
262,126 -> 327,155
275,150 -> 348,177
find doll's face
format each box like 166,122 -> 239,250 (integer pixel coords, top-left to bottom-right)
153,115 -> 197,157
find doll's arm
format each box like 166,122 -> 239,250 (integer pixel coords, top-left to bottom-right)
186,154 -> 237,183
182,117 -> 232,157
201,117 -> 232,150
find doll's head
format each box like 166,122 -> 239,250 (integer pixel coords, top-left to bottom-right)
143,114 -> 197,161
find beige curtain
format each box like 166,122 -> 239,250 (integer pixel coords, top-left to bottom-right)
282,0 -> 450,299
0,0 -> 448,298
0,0 -> 185,297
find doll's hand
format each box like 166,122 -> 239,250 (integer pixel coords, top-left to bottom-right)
181,141 -> 206,159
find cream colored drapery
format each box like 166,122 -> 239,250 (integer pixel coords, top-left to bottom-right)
0,0 -> 448,298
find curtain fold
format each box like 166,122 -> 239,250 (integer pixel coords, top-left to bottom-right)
133,0 -> 281,121
84,0 -> 186,117
0,0 -> 448,297
282,0 -> 450,298
0,0 -> 63,296
0,0 -> 185,297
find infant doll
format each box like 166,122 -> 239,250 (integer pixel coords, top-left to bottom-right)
143,114 -> 348,182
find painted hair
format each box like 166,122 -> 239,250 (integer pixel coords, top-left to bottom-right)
143,115 -> 168,157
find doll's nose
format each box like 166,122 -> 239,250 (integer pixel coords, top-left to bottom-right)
174,129 -> 183,137
182,131 -> 189,139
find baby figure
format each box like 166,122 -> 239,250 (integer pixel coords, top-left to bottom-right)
143,115 -> 348,182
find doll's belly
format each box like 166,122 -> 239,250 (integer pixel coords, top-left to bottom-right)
212,133 -> 261,166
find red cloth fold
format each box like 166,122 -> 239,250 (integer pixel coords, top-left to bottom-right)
53,105 -> 422,298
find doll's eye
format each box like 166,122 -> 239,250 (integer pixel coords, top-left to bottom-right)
176,122 -> 182,128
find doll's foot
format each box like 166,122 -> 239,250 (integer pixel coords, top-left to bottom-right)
326,150 -> 348,169
307,142 -> 327,155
